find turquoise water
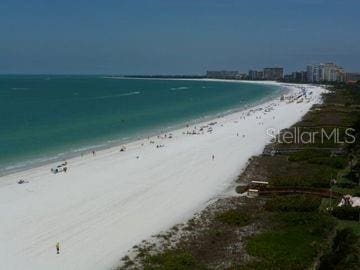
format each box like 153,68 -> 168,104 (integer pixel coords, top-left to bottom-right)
0,75 -> 280,174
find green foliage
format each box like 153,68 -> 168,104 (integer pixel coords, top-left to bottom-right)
264,195 -> 321,212
279,212 -> 336,234
206,229 -> 224,238
337,178 -> 357,188
344,170 -> 360,183
288,149 -> 329,162
270,177 -> 318,188
244,213 -> 336,270
332,206 -> 360,221
215,210 -> 250,226
308,157 -> 347,169
333,186 -> 360,196
319,228 -> 360,270
235,185 -> 248,194
337,220 -> 360,236
269,156 -> 338,188
246,227 -> 320,270
143,250 -> 206,270
288,150 -> 346,169
119,255 -> 135,269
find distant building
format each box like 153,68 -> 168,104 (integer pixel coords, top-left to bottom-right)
306,63 -> 345,83
248,67 -> 284,81
292,71 -> 307,82
323,63 -> 345,82
238,73 -> 248,80
307,65 -> 314,82
313,65 -> 321,82
283,71 -> 307,83
206,70 -> 242,80
248,70 -> 264,80
283,74 -> 293,82
346,72 -> 360,82
263,67 -> 284,80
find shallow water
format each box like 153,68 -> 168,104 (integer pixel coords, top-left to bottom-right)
0,76 -> 280,174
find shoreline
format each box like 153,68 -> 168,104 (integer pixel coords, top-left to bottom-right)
118,83 -> 360,270
0,79 -> 284,177
0,82 -> 326,270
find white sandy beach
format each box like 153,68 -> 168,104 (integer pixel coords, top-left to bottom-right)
0,82 -> 325,270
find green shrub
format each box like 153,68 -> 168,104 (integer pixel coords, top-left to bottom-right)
269,164 -> 337,188
288,150 -> 346,169
288,149 -> 329,162
279,212 -> 336,235
308,157 -> 347,169
337,179 -> 357,188
332,206 -> 360,221
144,250 -> 206,270
319,228 -> 360,270
246,227 -> 320,270
265,195 -> 321,212
244,212 -> 336,270
235,185 -> 248,194
344,170 -> 360,183
216,210 -> 250,226
270,175 -> 330,188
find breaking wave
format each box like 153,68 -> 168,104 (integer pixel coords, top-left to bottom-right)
86,91 -> 141,100
170,86 -> 189,91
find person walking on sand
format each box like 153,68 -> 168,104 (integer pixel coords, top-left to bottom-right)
212,154 -> 215,160
56,242 -> 60,254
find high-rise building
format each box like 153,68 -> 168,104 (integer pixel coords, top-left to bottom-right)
323,63 -> 345,82
306,63 -> 345,83
313,65 -> 321,82
248,70 -> 264,80
284,74 -> 293,82
307,65 -> 314,83
292,71 -> 307,82
263,68 -> 284,80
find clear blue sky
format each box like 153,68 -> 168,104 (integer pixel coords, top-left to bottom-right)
0,0 -> 359,74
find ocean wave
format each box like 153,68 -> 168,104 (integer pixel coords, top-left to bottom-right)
12,87 -> 29,91
0,153 -> 66,175
80,91 -> 141,100
96,91 -> 141,99
170,86 -> 189,91
0,142 -> 109,176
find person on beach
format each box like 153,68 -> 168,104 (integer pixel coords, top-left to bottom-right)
56,242 -> 60,254
212,154 -> 215,160
92,150 -> 96,156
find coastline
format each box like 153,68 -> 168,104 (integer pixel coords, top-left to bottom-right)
118,83 -> 360,270
0,79 -> 283,177
0,82 -> 326,270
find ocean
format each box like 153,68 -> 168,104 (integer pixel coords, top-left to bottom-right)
0,75 -> 281,175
